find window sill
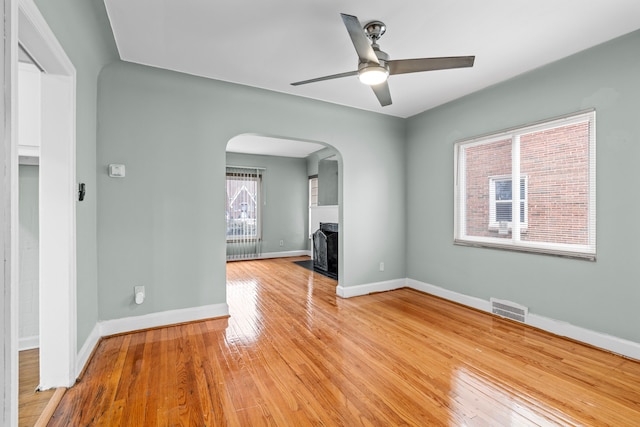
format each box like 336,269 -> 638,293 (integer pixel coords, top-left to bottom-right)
454,238 -> 596,261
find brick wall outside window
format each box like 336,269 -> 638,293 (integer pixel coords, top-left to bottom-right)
463,122 -> 589,245
465,139 -> 511,239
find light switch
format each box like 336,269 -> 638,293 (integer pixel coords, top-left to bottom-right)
108,164 -> 125,178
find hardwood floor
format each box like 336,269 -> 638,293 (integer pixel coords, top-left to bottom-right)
19,349 -> 56,427
49,256 -> 640,426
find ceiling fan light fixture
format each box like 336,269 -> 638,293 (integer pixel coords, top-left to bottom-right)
358,65 -> 389,86
290,13 -> 476,107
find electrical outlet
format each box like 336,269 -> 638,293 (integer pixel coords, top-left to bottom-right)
279,239 -> 284,247
379,262 -> 385,272
134,286 -> 145,305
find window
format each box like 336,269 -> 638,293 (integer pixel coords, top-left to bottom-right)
454,110 -> 596,259
309,176 -> 318,208
226,167 -> 263,242
489,176 -> 527,230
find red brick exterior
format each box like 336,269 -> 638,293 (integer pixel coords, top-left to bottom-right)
462,122 -> 590,245
464,138 -> 512,239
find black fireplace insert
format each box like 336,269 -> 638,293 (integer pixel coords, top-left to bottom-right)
312,222 -> 338,279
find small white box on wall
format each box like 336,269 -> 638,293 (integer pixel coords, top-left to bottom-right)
108,164 -> 126,178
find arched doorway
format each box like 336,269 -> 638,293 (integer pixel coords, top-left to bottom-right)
224,134 -> 343,278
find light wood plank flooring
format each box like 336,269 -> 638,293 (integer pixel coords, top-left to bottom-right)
19,349 -> 56,427
48,256 -> 640,425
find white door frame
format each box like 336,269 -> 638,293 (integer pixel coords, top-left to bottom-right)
18,0 -> 77,390
2,0 -> 19,424
3,0 -> 76,421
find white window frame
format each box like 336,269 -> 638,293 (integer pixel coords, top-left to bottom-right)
454,110 -> 596,260
489,175 -> 528,230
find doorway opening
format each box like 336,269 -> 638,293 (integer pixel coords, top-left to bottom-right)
224,134 -> 343,345
16,0 -> 77,400
224,134 -> 342,269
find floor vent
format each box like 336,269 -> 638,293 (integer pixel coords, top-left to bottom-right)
490,298 -> 528,323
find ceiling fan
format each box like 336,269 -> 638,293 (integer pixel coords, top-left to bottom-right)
291,13 -> 475,107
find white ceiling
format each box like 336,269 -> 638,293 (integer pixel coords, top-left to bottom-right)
227,135 -> 326,158
104,0 -> 640,119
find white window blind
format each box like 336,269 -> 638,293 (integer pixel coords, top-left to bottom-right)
226,166 -> 264,260
454,110 -> 596,260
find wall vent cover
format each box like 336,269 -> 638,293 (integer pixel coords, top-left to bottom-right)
490,298 -> 528,323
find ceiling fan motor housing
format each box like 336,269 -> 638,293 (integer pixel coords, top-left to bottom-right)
364,20 -> 386,42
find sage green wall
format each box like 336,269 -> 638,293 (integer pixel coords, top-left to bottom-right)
34,0 -> 119,345
226,152 -> 309,254
97,61 -> 405,321
318,159 -> 339,206
18,165 -> 39,341
40,0 -> 640,350
307,147 -> 339,177
307,147 -> 340,206
406,30 -> 640,342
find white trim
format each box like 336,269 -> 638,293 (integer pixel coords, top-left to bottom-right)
454,110 -> 596,259
258,250 -> 311,259
454,109 -> 596,147
227,250 -> 311,262
526,315 -> 640,360
336,278 -> 640,359
405,278 -> 640,361
74,303 -> 230,378
18,0 -> 77,390
406,278 -> 491,312
98,303 -> 230,338
17,0 -> 73,76
75,323 -> 100,378
4,0 -> 19,424
17,145 -> 39,157
18,335 -> 39,351
336,278 -> 405,298
38,71 -> 77,389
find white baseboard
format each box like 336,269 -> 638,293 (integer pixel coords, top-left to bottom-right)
259,250 -> 311,259
18,335 -> 39,351
337,278 -> 405,298
526,314 -> 640,361
73,303 -> 229,379
405,278 -> 640,361
406,279 -> 491,312
99,303 -> 230,337
228,250 -> 311,262
76,323 -> 101,377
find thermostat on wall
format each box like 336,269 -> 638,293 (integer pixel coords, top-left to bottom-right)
108,164 -> 125,178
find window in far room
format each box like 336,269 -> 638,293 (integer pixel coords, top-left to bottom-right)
226,167 -> 262,242
309,176 -> 318,208
454,110 -> 596,259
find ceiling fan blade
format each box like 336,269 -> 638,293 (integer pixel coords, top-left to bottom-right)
389,56 -> 475,75
340,13 -> 379,65
291,70 -> 358,86
371,81 -> 392,106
